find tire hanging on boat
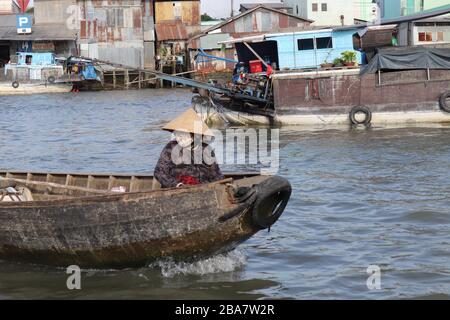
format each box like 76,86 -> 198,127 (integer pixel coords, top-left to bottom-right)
349,106 -> 372,125
439,91 -> 450,113
251,176 -> 292,230
11,81 -> 19,89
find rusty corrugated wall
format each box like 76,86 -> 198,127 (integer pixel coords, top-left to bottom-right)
220,7 -> 310,34
77,0 -> 155,69
155,0 -> 200,38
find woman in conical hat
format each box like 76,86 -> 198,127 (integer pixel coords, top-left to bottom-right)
154,109 -> 224,188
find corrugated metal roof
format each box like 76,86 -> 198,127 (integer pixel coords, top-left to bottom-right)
240,3 -> 291,12
189,4 -> 313,41
199,33 -> 231,50
156,20 -> 188,41
0,25 -> 76,41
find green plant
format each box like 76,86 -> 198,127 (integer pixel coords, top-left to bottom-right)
333,57 -> 343,66
341,51 -> 357,63
159,46 -> 168,57
323,49 -> 334,64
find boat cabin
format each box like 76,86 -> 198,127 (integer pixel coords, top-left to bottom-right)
221,28 -> 365,72
5,52 -> 63,82
16,52 -> 56,66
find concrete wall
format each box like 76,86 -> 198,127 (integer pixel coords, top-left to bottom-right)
34,0 -> 76,25
283,0 -> 378,26
0,0 -> 12,14
413,23 -> 450,45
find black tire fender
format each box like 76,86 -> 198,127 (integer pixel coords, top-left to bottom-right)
11,81 -> 19,89
47,76 -> 56,84
252,176 -> 292,230
439,91 -> 450,113
349,106 -> 372,125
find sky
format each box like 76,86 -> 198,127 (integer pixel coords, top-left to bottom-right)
201,0 -> 282,19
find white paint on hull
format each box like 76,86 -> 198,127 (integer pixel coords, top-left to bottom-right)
193,101 -> 450,127
0,83 -> 72,96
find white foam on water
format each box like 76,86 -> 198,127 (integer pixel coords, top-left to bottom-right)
149,250 -> 247,278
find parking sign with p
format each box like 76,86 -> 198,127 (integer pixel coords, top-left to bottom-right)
16,14 -> 32,34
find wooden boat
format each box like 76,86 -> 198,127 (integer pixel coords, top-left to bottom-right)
0,171 -> 291,268
0,82 -> 72,96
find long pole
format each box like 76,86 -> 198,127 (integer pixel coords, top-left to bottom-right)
243,42 -> 269,68
231,0 -> 234,17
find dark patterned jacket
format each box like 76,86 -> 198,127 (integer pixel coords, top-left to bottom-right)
154,141 -> 224,188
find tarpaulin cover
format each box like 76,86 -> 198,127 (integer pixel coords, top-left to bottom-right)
360,46 -> 450,75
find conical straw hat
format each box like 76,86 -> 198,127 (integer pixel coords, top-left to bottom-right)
163,108 -> 214,136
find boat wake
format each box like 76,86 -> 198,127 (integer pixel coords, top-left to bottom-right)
149,250 -> 247,278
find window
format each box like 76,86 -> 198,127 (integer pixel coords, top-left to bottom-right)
321,3 -> 328,11
316,37 -> 333,49
174,2 -> 182,20
437,31 -> 444,42
298,38 -> 314,50
312,3 -> 318,12
418,32 -> 425,41
418,32 -> 433,42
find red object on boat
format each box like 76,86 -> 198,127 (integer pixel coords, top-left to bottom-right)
266,65 -> 273,76
178,176 -> 200,186
249,60 -> 263,73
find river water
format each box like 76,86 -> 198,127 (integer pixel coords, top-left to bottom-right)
0,89 -> 449,300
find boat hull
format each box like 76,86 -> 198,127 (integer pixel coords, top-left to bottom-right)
193,68 -> 450,126
0,172 -> 291,268
0,82 -> 72,96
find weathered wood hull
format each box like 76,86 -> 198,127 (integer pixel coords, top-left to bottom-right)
0,172 -> 291,268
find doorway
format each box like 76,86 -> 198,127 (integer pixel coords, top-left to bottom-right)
0,42 -> 11,67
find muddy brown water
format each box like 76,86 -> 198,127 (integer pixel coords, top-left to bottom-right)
0,89 -> 449,299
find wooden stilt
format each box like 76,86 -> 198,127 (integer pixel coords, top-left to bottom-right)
125,70 -> 129,90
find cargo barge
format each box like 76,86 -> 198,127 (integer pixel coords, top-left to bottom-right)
192,28 -> 450,126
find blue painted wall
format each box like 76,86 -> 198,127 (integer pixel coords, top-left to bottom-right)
381,0 -> 402,19
267,30 -> 362,70
17,52 -> 55,66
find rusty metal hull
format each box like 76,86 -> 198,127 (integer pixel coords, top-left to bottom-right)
273,69 -> 450,116
0,172 -> 290,268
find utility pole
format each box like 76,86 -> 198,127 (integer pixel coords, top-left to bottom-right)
231,0 -> 234,17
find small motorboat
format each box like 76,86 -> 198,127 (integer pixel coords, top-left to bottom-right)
0,171 -> 291,268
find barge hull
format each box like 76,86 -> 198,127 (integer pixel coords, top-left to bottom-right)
194,68 -> 450,126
